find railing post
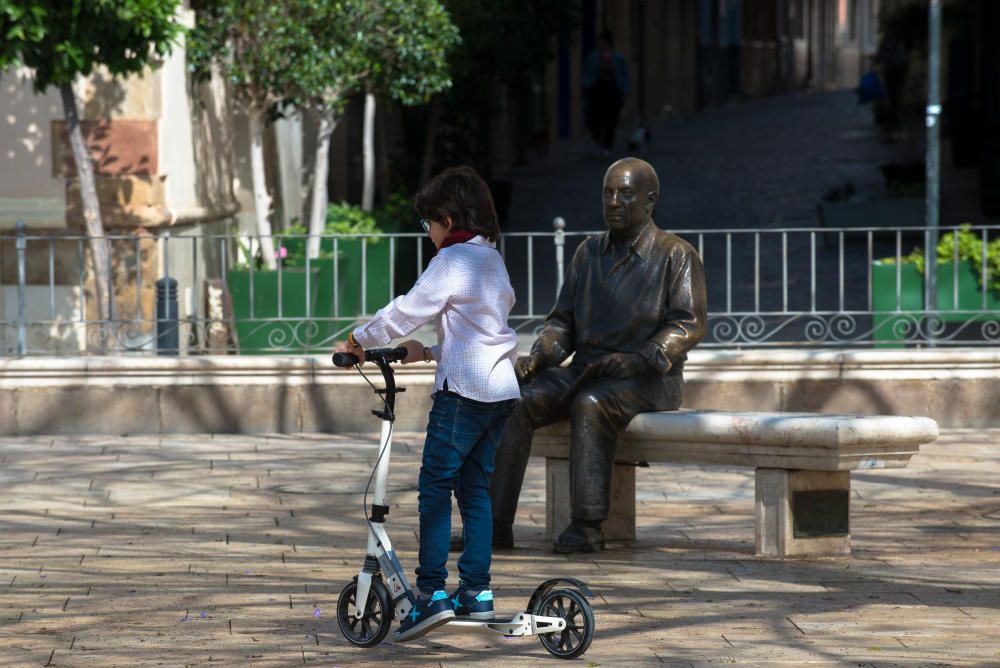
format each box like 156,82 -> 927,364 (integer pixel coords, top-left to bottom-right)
553,217 -> 566,296
925,0 -> 942,344
15,221 -> 27,357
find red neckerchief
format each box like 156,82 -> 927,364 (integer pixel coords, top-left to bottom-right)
437,229 -> 477,251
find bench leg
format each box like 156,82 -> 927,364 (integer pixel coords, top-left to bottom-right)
755,469 -> 851,558
545,458 -> 636,542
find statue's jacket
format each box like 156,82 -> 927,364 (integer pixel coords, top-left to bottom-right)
532,220 -> 707,377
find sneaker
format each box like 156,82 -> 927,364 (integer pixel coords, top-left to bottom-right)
449,586 -> 495,620
392,590 -> 455,642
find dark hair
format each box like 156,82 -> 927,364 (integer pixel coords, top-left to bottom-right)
599,30 -> 614,48
414,166 -> 500,242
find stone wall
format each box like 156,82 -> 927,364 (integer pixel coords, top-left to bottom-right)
1,349 -> 997,435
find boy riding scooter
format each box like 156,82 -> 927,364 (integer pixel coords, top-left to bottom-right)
334,166 -> 520,641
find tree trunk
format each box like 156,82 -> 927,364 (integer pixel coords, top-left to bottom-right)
308,113 -> 337,259
376,99 -> 390,203
419,96 -> 442,185
60,83 -> 111,323
361,91 -> 376,212
248,109 -> 277,269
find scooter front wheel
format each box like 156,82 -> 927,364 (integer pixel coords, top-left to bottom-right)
337,577 -> 393,647
536,587 -> 595,659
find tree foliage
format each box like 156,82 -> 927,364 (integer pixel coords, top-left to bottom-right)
360,0 -> 459,106
188,0 -> 458,116
395,0 -> 578,185
0,0 -> 183,92
445,0 -> 575,91
188,0 -> 459,262
187,0 -> 312,114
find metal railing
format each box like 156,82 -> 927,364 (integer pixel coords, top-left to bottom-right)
1,220 -> 998,356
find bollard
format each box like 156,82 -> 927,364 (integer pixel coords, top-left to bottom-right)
156,277 -> 179,355
15,221 -> 26,357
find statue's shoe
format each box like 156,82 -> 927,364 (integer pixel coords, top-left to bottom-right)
553,521 -> 605,554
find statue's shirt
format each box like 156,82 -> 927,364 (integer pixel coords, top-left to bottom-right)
535,220 -> 707,375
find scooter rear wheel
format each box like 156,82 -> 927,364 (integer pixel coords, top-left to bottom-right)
536,587 -> 595,659
337,577 -> 393,647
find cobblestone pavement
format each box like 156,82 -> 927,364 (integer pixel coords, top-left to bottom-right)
1,428 -> 998,666
506,90 -> 893,235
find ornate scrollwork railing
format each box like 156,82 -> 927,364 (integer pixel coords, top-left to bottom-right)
3,223 -> 999,355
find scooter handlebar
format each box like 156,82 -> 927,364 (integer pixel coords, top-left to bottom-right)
332,346 -> 408,368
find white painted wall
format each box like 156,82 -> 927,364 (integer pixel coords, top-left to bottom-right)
0,285 -> 86,354
0,67 -> 65,229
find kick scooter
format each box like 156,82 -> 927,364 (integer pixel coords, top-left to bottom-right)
332,347 -> 595,659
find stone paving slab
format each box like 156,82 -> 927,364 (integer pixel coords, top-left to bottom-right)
0,429 -> 999,666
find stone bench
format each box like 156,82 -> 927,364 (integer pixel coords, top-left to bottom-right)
531,410 -> 939,557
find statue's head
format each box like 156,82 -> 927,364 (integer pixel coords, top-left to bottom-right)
602,158 -> 659,235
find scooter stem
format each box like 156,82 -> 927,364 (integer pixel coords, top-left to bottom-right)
371,419 -> 393,507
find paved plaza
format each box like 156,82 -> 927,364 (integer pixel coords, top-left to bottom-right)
1,428 -> 998,666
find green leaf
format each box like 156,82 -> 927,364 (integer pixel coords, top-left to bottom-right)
1,0 -> 183,90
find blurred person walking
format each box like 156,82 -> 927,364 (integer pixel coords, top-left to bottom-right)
583,31 -> 629,158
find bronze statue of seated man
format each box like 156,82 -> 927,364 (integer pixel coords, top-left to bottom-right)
490,157 -> 707,553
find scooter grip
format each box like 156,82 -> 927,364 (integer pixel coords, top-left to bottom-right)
332,352 -> 360,368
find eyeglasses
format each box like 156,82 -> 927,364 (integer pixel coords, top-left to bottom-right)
418,218 -> 430,233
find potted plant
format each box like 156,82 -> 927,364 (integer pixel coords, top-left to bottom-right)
227,204 -> 385,354
871,224 -> 1000,345
226,236 -> 325,354
226,195 -> 433,353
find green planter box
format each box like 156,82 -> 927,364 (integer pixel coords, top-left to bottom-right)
279,238 -> 356,336
227,266 -> 325,353
228,234 -> 427,354
871,260 -> 1000,345
283,234 -> 425,315
336,237 -> 392,316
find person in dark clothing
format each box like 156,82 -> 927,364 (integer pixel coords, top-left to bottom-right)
583,31 -> 629,157
490,157 -> 707,553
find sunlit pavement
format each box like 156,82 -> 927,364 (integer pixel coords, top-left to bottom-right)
1,428 -> 998,666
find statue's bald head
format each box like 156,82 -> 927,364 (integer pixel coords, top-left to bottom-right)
604,158 -> 659,198
602,158 -> 659,235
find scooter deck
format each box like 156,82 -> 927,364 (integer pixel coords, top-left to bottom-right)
441,611 -> 565,637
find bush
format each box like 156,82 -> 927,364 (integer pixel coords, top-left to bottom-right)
374,189 -> 416,233
323,202 -> 381,236
882,224 -> 1000,292
236,193 -> 421,272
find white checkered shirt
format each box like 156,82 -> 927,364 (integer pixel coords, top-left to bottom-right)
352,235 -> 521,403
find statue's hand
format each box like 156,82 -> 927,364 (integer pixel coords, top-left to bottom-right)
594,352 -> 651,379
515,353 -> 547,384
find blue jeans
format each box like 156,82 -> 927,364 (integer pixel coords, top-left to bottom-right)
415,391 -> 515,593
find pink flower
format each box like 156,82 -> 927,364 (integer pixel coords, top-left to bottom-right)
277,246 -> 288,259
